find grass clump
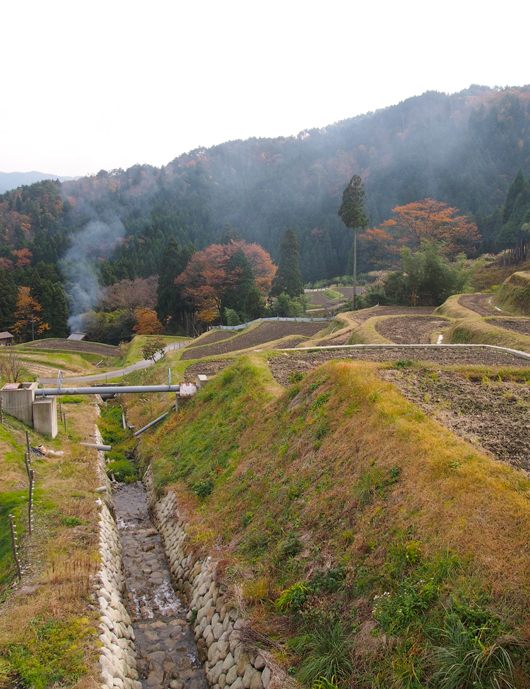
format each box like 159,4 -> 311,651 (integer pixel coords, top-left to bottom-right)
99,401 -> 138,483
106,458 -> 138,483
289,612 -> 353,686
430,610 -> 519,689
4,616 -> 95,689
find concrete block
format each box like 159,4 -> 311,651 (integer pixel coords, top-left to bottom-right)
0,382 -> 37,426
33,397 -> 58,438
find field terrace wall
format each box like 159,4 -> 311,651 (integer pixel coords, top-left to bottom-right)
144,466 -> 287,689
94,425 -> 142,689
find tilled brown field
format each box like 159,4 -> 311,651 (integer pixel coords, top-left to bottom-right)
458,293 -> 497,317
352,305 -> 435,325
268,348 -> 529,386
384,368 -> 530,473
486,318 -> 530,336
185,330 -> 234,348
182,347 -> 530,471
180,321 -> 327,360
375,316 -> 450,344
306,287 -> 353,306
315,331 -> 352,346
23,339 -> 118,356
183,360 -> 235,381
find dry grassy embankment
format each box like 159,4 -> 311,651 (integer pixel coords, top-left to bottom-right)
493,271 -> 530,316
133,356 -> 530,687
444,317 -> 530,353
0,399 -> 102,688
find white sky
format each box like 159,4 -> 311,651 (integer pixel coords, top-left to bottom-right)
1,0 -> 528,177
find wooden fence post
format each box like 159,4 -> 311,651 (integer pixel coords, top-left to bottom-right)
28,470 -> 34,536
9,515 -> 22,580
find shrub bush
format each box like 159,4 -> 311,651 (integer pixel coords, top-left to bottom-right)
106,459 -> 138,483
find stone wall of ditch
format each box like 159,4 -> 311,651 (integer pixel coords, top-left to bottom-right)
94,425 -> 142,689
144,466 -> 286,689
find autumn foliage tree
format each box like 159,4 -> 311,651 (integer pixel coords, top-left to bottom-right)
380,199 -> 480,257
12,287 -> 50,342
12,248 -> 33,269
101,276 -> 158,312
175,241 -> 276,324
133,308 -> 164,335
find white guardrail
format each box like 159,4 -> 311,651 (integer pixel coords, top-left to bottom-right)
213,316 -> 333,331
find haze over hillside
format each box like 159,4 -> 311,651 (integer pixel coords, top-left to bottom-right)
1,85 -> 530,304
0,171 -> 77,194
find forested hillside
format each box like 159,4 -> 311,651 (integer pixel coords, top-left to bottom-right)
1,84 -> 530,333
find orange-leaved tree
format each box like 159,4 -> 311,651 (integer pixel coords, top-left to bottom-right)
359,226 -> 399,268
133,308 -> 164,335
12,287 -> 50,342
380,199 -> 480,257
12,248 -> 33,269
175,240 -> 276,323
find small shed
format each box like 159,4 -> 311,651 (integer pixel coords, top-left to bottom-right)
0,332 -> 14,346
67,332 -> 89,341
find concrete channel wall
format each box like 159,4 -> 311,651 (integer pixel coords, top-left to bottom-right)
144,466 -> 285,689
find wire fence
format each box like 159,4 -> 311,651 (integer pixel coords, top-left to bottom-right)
213,316 -> 333,331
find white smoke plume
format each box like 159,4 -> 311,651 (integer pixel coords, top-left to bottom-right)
59,217 -> 125,332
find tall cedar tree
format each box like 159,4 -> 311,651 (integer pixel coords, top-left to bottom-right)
0,268 -> 18,331
497,170 -> 530,260
270,228 -> 304,298
338,175 -> 369,309
155,238 -> 194,326
220,248 -> 262,322
29,271 -> 68,338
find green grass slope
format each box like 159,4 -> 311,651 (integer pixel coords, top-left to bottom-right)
493,271 -> 530,316
139,357 -> 530,688
444,317 -> 530,354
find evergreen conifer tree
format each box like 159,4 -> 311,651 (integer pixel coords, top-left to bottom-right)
220,223 -> 241,244
270,228 -> 304,298
30,270 -> 68,338
156,238 -> 182,324
338,175 -> 368,309
502,170 -> 527,225
0,268 -> 18,331
51,284 -> 69,338
221,247 -> 261,321
155,238 -> 194,328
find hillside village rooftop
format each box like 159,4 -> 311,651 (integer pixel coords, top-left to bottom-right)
0,331 -> 13,346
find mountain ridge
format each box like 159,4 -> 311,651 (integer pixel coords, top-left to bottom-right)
0,171 -> 79,194
1,85 -> 530,284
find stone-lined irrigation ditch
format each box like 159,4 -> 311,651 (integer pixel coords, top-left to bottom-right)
96,429 -> 278,689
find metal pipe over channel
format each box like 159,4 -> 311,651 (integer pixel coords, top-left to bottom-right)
34,385 -> 181,396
